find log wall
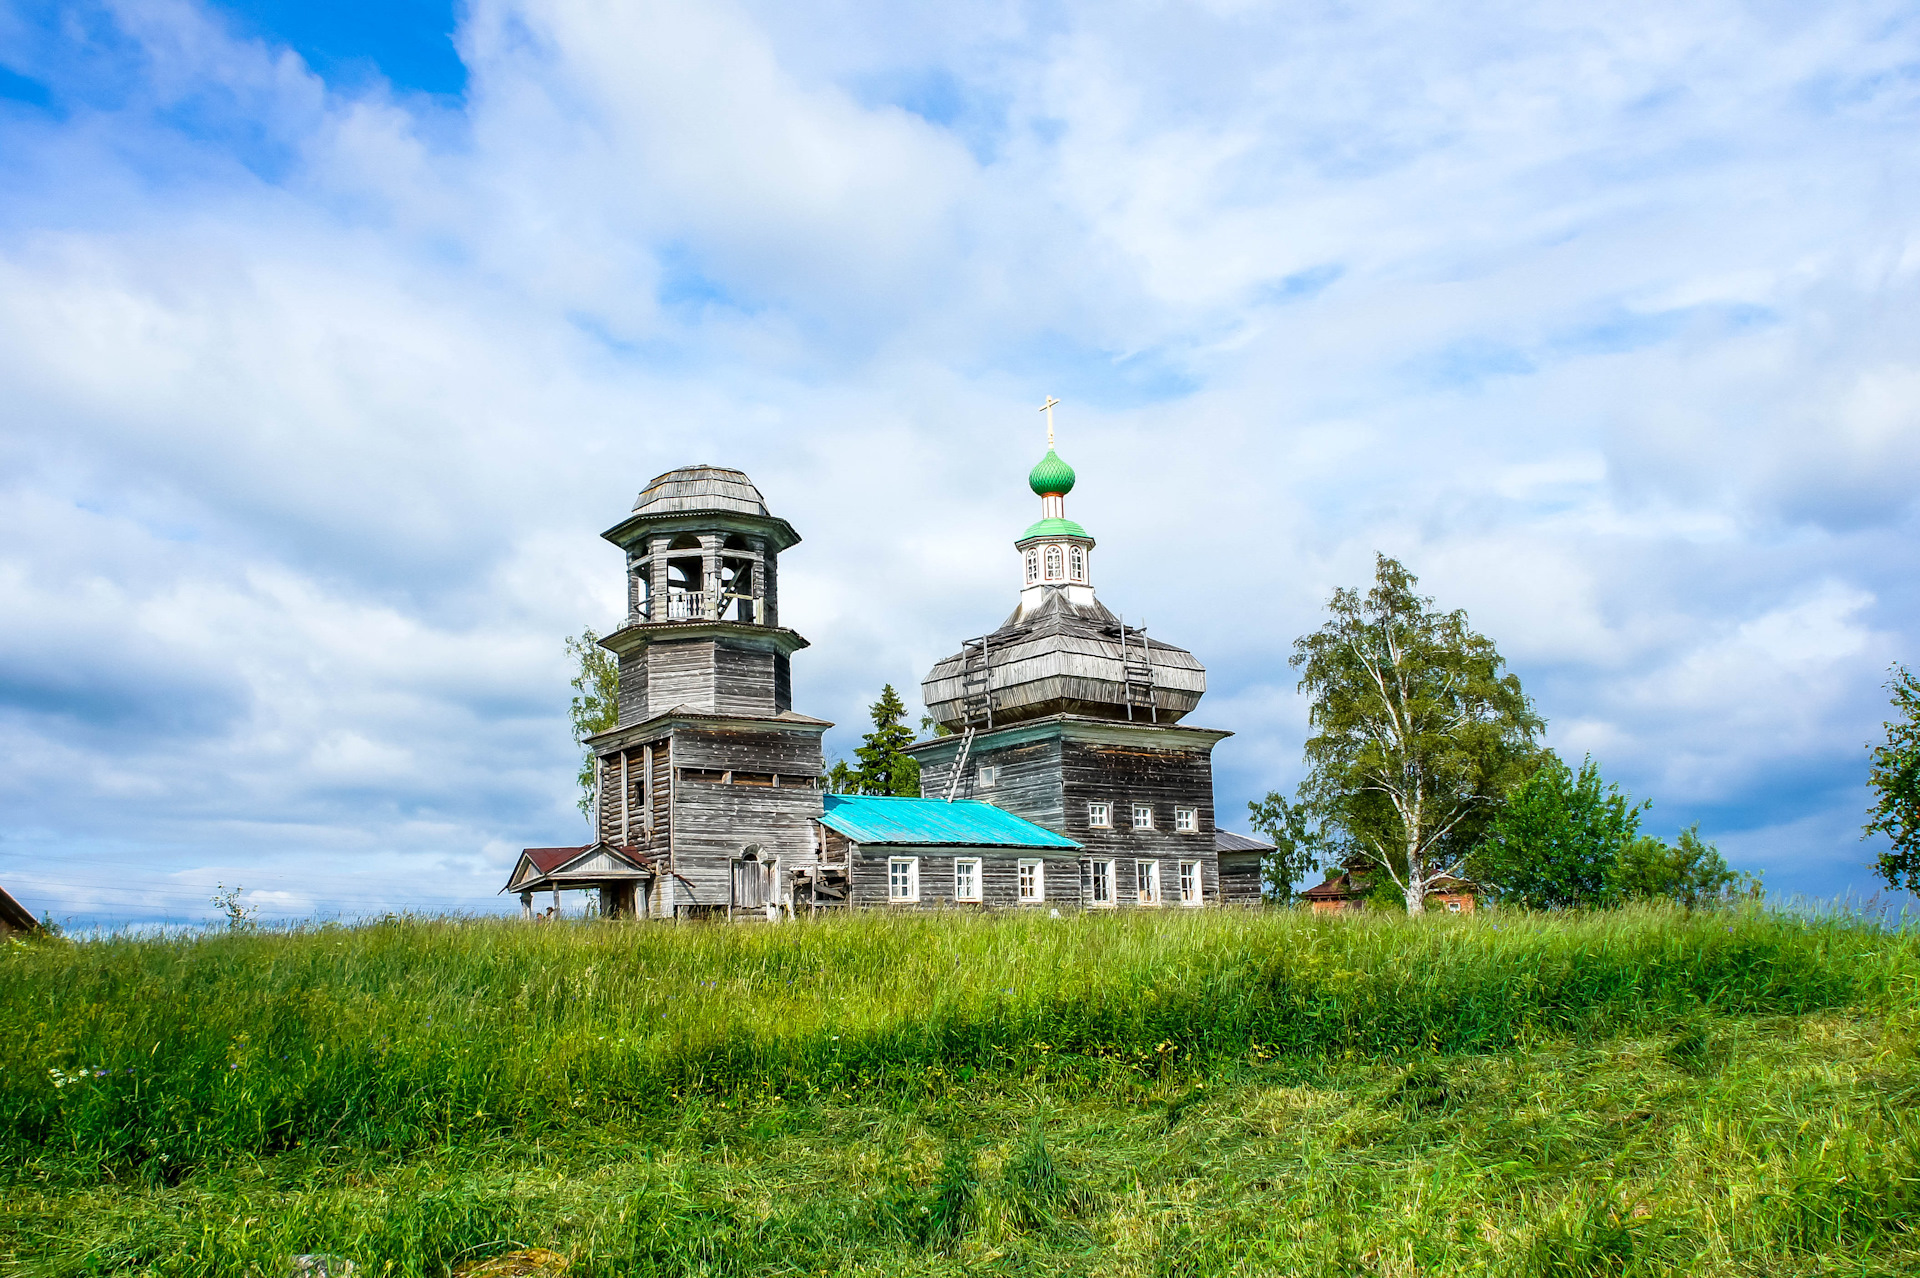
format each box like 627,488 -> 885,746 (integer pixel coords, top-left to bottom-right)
846,844 -> 1084,910
645,640 -> 718,715
1060,737 -> 1218,903
665,725 -> 825,913
914,722 -> 1223,905
1218,852 -> 1263,905
711,644 -> 776,717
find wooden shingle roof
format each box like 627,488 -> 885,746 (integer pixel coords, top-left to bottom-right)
631,466 -> 769,517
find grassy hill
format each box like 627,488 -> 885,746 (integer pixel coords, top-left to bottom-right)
1,907 -> 1914,1276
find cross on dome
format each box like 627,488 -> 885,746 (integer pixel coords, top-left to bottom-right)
1027,395 -> 1077,498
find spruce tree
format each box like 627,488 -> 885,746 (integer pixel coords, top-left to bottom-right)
852,684 -> 923,797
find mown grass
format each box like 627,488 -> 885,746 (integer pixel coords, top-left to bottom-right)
1,907 -> 1915,1275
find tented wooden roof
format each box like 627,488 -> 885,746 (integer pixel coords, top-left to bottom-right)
922,588 -> 1206,730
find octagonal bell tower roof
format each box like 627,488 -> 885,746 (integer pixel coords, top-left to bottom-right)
603,464 -> 800,554
631,465 -> 770,517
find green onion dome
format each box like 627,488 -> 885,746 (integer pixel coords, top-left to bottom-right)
1027,450 -> 1076,497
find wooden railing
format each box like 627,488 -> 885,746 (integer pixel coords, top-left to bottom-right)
633,592 -> 763,624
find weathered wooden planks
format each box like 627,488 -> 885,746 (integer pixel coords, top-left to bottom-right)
909,715 -> 1227,908
846,844 -> 1083,910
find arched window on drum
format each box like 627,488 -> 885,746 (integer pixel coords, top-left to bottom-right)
1068,546 -> 1085,582
1045,545 -> 1063,581
1025,548 -> 1040,585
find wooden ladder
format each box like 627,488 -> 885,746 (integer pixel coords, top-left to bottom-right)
1119,622 -> 1158,723
945,635 -> 994,801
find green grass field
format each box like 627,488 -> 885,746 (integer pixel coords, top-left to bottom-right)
1,907 -> 1915,1276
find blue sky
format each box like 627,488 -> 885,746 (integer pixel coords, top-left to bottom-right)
2,0 -> 1918,925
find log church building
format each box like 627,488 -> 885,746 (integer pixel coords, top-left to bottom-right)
503,406 -> 1269,918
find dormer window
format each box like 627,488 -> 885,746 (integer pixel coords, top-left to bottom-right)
1045,545 -> 1063,580
1025,549 -> 1040,585
1068,546 -> 1085,582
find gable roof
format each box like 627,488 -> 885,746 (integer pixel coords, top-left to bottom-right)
0,885 -> 38,933
818,794 -> 1079,850
522,847 -> 588,874
1214,830 -> 1273,854
1299,871 -> 1362,900
504,843 -> 655,893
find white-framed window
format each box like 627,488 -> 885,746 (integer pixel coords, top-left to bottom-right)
889,857 -> 919,902
1045,545 -> 1063,580
1088,802 -> 1112,828
1179,861 -> 1200,905
1025,548 -> 1039,585
1069,546 -> 1085,581
1135,860 -> 1159,904
1090,859 -> 1115,905
1131,802 -> 1154,829
1019,858 -> 1044,902
1174,806 -> 1198,832
954,858 -> 982,902
1445,899 -> 1462,913
977,765 -> 998,789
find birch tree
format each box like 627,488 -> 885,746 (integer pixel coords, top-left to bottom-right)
567,628 -> 620,820
1293,555 -> 1541,915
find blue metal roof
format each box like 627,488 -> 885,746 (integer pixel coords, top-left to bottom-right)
819,793 -> 1080,849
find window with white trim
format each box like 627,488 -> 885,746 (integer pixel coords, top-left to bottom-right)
977,765 -> 998,789
1174,806 -> 1198,832
1045,545 -> 1063,580
1019,859 -> 1044,902
1069,545 -> 1085,581
889,857 -> 919,902
954,857 -> 981,902
1179,860 -> 1200,905
1131,802 -> 1154,830
1135,860 -> 1159,905
1088,802 -> 1111,828
1025,549 -> 1039,585
1090,859 -> 1114,905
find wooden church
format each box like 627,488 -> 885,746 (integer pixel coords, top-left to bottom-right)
504,413 -> 1267,918
906,406 -> 1237,909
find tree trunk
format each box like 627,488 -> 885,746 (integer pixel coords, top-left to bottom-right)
1404,787 -> 1427,915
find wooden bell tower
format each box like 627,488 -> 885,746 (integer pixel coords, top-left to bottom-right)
584,466 -> 831,917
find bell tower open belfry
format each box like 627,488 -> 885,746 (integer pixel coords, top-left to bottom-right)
582,465 -> 831,917
906,404 -> 1233,907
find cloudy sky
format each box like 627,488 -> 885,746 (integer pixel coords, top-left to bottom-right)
2,0 -> 1916,925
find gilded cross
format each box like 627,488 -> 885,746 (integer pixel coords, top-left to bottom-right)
1038,395 -> 1060,450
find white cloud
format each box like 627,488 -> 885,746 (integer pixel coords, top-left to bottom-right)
1,0 -> 1916,919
